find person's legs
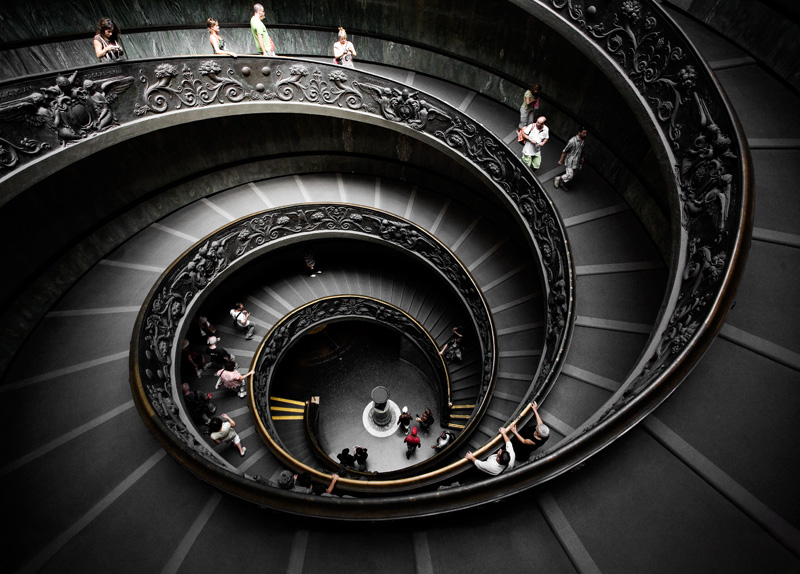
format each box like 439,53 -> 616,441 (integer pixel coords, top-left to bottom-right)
519,106 -> 533,129
246,323 -> 255,340
232,432 -> 246,456
531,154 -> 542,171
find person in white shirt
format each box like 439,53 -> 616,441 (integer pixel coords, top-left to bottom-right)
209,414 -> 246,456
230,302 -> 255,340
465,427 -> 515,475
521,116 -> 549,171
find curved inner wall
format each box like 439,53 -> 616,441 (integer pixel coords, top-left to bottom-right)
0,0 -> 672,247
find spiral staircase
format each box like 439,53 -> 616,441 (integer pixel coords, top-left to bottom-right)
1,1 -> 799,572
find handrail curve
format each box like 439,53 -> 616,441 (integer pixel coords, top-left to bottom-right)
252,295 -> 469,483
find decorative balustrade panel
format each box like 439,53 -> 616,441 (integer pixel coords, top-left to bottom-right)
519,0 -> 750,460
133,205 -> 498,477
253,295 -> 463,474
3,57 -> 572,422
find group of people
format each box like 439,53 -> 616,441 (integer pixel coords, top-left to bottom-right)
336,446 -> 369,470
93,7 -> 357,67
398,407 -> 455,460
465,402 -> 550,475
179,302 -> 260,458
518,83 -> 589,190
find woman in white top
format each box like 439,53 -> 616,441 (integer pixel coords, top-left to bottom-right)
93,17 -> 123,62
206,18 -> 237,57
333,27 -> 357,68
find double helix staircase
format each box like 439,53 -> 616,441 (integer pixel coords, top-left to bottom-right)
2,2 -> 799,573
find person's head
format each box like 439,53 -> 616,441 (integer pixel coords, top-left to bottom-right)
96,17 -> 120,41
209,417 -> 223,432
223,359 -> 236,372
535,424 -> 550,439
295,472 -> 312,488
253,4 -> 265,18
234,302 -> 244,311
341,448 -> 350,455
411,427 -> 418,436
338,27 -> 347,43
208,336 -> 219,348
206,18 -> 219,32
277,470 -> 294,489
402,406 -> 408,413
496,447 -> 511,467
440,431 -> 448,439
577,127 -> 588,140
181,382 -> 191,395
535,116 -> 546,128
530,83 -> 541,94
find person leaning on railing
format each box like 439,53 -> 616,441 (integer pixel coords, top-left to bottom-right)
465,427 -> 515,475
509,402 -> 550,462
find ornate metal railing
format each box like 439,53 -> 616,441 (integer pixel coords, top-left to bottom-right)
254,295 -> 469,480
493,0 -> 752,480
3,56 -> 573,425
131,203 -> 504,493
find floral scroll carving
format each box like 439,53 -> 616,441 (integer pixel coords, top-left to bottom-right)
135,204 -> 497,471
543,0 -> 745,436
134,61 -> 257,115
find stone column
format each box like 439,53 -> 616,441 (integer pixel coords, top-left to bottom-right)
371,386 -> 391,426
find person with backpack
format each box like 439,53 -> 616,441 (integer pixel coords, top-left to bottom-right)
230,302 -> 256,340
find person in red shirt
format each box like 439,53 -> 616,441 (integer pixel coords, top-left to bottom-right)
404,426 -> 421,460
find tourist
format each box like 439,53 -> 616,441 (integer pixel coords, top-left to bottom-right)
230,302 -> 256,340
353,446 -> 369,470
207,18 -> 237,57
509,402 -> 550,461
206,336 -> 235,369
181,339 -> 206,379
250,4 -> 275,56
521,116 -> 549,171
465,427 -> 515,475
337,448 -> 356,467
181,382 -> 216,426
215,359 -> 254,398
274,470 -> 314,494
439,326 -> 464,362
333,27 -> 357,68
397,406 -> 413,435
209,414 -> 246,456
304,251 -> 322,277
93,17 -> 123,62
432,430 -> 455,451
404,427 -> 421,459
554,127 -> 589,191
519,83 -> 542,128
416,408 -> 434,432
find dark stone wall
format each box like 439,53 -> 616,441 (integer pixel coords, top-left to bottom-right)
0,111 -> 515,309
663,0 -> 800,93
0,0 -> 677,368
0,0 -> 671,247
